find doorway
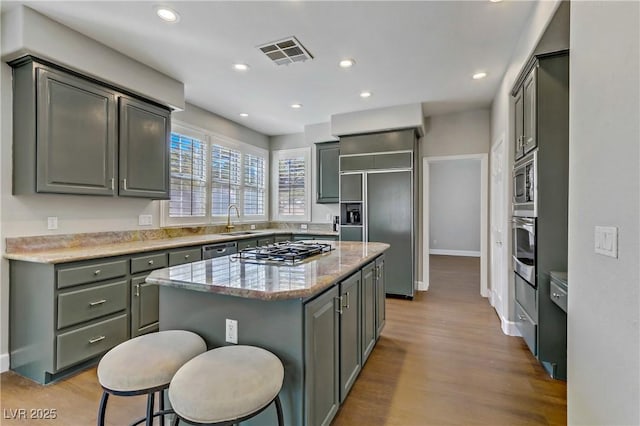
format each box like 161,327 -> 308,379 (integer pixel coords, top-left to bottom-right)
422,154 -> 488,296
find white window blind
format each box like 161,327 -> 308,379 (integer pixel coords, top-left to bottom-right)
278,156 -> 306,216
169,132 -> 207,217
244,153 -> 266,216
211,144 -> 241,216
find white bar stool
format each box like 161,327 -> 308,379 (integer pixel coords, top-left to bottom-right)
97,330 -> 206,426
168,345 -> 285,425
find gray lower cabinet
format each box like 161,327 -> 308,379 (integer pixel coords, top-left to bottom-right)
168,247 -> 202,267
10,56 -> 170,199
237,238 -> 259,251
316,142 -> 340,203
293,234 -> 339,242
130,252 -> 168,337
304,286 -> 340,426
118,97 -> 171,199
361,262 -> 376,364
375,255 -> 386,338
339,271 -> 361,402
275,234 -> 293,243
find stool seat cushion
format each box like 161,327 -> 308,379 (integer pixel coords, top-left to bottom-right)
98,330 -> 206,392
169,345 -> 284,424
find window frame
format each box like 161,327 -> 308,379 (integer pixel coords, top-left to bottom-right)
161,121 -> 269,227
271,147 -> 311,222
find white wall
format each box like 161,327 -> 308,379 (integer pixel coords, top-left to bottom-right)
567,2 -> 640,424
1,5 -> 184,109
269,123 -> 340,224
489,0 -> 561,323
429,159 -> 481,255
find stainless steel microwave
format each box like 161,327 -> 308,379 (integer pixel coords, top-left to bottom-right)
513,150 -> 537,217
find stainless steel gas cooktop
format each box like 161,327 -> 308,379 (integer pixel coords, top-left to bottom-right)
235,241 -> 334,265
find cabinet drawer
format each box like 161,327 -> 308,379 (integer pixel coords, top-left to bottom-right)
237,239 -> 258,251
514,273 -> 537,322
257,237 -> 275,247
56,314 -> 127,370
169,248 -> 202,267
550,281 -> 568,313
57,280 -> 127,329
275,234 -> 292,243
515,302 -> 537,356
57,259 -> 127,289
131,253 -> 167,274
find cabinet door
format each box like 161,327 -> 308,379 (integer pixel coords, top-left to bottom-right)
119,97 -> 170,199
304,286 -> 340,426
361,263 -> 376,364
522,67 -> 537,155
237,238 -> 259,251
514,87 -> 524,161
130,275 -> 159,337
36,68 -> 117,195
375,256 -> 386,338
316,142 -> 340,203
339,272 -> 361,402
340,173 -> 363,202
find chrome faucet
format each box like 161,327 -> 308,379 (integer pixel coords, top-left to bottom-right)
226,204 -> 240,232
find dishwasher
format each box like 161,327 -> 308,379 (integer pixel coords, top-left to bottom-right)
202,241 -> 237,259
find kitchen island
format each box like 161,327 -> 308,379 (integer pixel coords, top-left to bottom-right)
146,241 -> 389,426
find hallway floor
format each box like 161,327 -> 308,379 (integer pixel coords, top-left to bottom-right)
0,255 -> 566,425
333,255 -> 567,425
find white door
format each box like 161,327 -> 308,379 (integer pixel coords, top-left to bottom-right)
490,138 -> 507,319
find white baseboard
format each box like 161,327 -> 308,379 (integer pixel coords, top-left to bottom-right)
429,249 -> 481,257
0,353 -> 9,373
415,280 -> 429,291
500,317 -> 521,337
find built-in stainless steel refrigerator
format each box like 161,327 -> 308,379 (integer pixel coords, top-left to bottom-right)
338,130 -> 416,298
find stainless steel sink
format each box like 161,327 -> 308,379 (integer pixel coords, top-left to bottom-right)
226,231 -> 259,235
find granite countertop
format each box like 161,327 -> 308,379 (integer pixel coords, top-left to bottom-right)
3,228 -> 339,264
146,241 -> 389,301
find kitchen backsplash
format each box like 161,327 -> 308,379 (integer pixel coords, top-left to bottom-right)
5,222 -> 334,253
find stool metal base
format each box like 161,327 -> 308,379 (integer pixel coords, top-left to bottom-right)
97,383 -> 168,426
172,395 -> 284,426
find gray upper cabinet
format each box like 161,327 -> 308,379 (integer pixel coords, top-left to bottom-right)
514,65 -> 537,161
316,142 -> 340,204
118,97 -> 171,199
10,56 -> 171,199
340,173 -> 363,202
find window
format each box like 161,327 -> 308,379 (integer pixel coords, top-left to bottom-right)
272,148 -> 311,222
163,123 -> 268,226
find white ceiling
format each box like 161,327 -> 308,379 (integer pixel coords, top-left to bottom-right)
15,1 -> 535,136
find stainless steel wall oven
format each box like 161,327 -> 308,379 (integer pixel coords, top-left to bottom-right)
512,217 -> 536,286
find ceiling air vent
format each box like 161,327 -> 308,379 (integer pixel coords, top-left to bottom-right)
258,36 -> 313,66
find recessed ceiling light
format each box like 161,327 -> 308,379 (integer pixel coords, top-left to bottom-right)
233,63 -> 250,71
339,59 -> 355,68
473,72 -> 488,80
360,91 -> 372,98
155,6 -> 180,22
239,113 -> 249,117
489,0 -> 503,3
291,103 -> 303,109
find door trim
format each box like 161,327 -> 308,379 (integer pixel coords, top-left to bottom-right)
422,154 -> 488,298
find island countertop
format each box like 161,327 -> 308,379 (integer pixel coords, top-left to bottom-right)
146,241 -> 389,300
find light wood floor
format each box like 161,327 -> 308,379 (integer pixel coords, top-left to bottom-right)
1,255 -> 566,425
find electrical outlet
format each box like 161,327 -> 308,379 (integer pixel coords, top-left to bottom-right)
138,214 -> 153,226
47,217 -> 58,230
225,319 -> 238,344
250,224 -> 256,230
595,226 -> 618,258
326,213 -> 331,222
300,223 -> 308,230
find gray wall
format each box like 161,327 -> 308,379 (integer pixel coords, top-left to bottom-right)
429,160 -> 481,254
568,2 -> 640,424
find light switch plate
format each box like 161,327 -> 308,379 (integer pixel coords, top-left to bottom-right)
300,223 -> 308,230
138,214 -> 153,226
225,319 -> 238,344
47,217 -> 58,230
250,224 -> 256,230
595,226 -> 618,258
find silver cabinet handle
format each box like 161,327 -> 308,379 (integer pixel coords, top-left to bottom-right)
94,269 -> 101,276
110,178 -> 115,191
335,296 -> 343,315
518,314 -> 526,321
148,260 -> 154,265
122,178 -> 128,191
184,254 -> 190,259
134,284 -> 140,297
89,336 -> 106,344
344,291 -> 350,309
89,299 -> 106,307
